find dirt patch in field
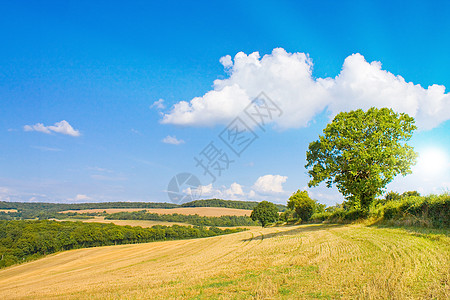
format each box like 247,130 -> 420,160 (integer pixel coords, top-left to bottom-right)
0,209 -> 18,213
60,207 -> 253,217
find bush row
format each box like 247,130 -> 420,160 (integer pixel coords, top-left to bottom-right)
104,211 -> 260,227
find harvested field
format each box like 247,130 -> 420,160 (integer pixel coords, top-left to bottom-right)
0,224 -> 448,299
62,216 -> 191,227
61,207 -> 253,217
0,209 -> 17,213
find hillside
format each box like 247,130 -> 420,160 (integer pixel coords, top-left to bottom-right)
0,224 -> 448,299
0,199 -> 285,221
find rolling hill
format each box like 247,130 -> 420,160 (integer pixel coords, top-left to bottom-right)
0,224 -> 448,299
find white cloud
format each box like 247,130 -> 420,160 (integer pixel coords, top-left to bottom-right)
88,166 -> 114,173
183,182 -> 244,200
151,98 -> 166,110
180,179 -> 290,203
90,174 -> 127,181
182,183 -> 215,199
31,146 -> 62,152
74,194 -> 90,201
219,55 -> 233,68
161,48 -> 450,130
253,174 -> 288,194
0,187 -> 12,201
162,135 -> 185,145
24,120 -> 81,137
65,194 -> 92,203
224,182 -> 244,198
24,123 -> 51,134
161,84 -> 250,126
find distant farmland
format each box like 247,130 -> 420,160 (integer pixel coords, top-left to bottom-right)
0,209 -> 17,213
61,207 -> 253,217
60,216 -> 193,228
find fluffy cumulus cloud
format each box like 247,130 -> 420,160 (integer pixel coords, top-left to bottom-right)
182,175 -> 288,202
161,48 -> 450,130
224,182 -> 244,198
162,135 -> 185,145
24,120 -> 81,137
252,174 -> 288,194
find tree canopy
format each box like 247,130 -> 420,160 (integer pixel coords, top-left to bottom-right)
250,201 -> 279,227
305,107 -> 417,210
287,190 -> 316,222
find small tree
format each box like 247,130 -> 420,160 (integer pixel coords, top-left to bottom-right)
306,107 -> 417,211
287,190 -> 316,222
250,201 -> 279,227
402,191 -> 420,198
385,191 -> 402,202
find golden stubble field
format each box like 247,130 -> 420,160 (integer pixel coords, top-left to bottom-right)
60,207 -> 253,217
0,224 -> 448,299
59,216 -> 193,227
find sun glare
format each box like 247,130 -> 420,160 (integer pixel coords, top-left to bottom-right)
415,148 -> 449,176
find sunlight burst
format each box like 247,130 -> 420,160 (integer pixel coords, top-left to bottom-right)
415,148 -> 449,176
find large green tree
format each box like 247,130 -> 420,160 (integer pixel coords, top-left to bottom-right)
250,201 -> 279,227
287,190 -> 316,222
305,107 -> 417,211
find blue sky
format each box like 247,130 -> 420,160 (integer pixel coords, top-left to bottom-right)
1,0 -> 449,205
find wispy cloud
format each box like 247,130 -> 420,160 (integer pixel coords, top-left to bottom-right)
162,135 -> 185,145
31,146 -> 62,152
131,128 -> 142,135
87,166 -> 114,173
24,120 -> 81,137
90,174 -> 127,181
151,98 -> 166,110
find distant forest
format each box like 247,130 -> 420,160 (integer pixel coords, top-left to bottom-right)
105,211 -> 260,227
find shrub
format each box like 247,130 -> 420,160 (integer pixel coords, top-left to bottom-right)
381,193 -> 449,227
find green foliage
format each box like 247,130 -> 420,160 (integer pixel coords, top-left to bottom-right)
385,191 -> 402,202
305,107 -> 417,211
381,193 -> 449,227
250,201 -> 279,227
311,209 -> 367,223
181,199 -> 286,211
0,220 -> 246,269
280,209 -> 295,222
401,191 -> 420,198
287,190 -> 316,222
104,211 -> 260,227
310,193 -> 449,228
